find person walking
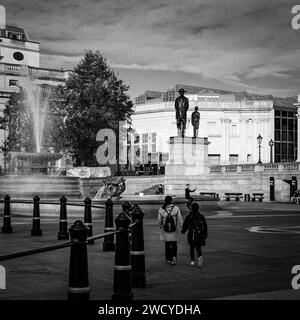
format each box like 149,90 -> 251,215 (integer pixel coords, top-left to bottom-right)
158,196 -> 183,265
181,202 -> 208,266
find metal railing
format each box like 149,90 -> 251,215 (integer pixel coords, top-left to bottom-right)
210,162 -> 300,174
0,195 -> 145,300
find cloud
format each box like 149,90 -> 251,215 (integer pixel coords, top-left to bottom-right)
1,0 -> 299,97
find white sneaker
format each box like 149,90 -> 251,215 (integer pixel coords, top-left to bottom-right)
197,256 -> 203,267
190,261 -> 195,266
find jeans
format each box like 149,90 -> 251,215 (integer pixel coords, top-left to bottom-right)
165,241 -> 177,261
189,244 -> 202,261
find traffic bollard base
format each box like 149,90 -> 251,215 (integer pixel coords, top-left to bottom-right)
31,229 -> 42,236
132,273 -> 146,288
2,226 -> 12,233
111,292 -> 133,301
68,292 -> 89,300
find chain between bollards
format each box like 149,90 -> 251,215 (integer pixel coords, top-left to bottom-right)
111,211 -> 133,301
103,199 -> 115,251
58,196 -> 69,240
2,195 -> 12,233
31,195 -> 42,236
68,220 -> 89,300
84,197 -> 94,245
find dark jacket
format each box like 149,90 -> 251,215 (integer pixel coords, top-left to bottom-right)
181,211 -> 208,246
185,188 -> 195,199
175,96 -> 189,120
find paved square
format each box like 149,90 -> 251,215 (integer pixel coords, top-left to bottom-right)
0,201 -> 300,300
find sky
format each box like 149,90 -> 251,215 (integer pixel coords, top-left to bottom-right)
1,0 -> 300,98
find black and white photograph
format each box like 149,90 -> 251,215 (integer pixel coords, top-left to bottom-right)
0,0 -> 299,317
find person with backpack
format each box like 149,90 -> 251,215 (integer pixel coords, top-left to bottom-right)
181,202 -> 208,267
158,196 -> 183,265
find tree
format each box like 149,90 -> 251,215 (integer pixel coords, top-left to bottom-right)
50,50 -> 133,166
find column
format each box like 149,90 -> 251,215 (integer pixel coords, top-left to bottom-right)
224,119 -> 231,164
252,119 -> 258,163
239,119 -> 247,163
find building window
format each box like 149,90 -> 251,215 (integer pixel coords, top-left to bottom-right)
229,154 -> 239,165
142,145 -> 148,164
207,122 -> 217,136
9,79 -> 18,86
142,133 -> 148,144
13,52 -> 24,61
274,109 -> 297,162
151,132 -> 157,153
208,154 -> 220,165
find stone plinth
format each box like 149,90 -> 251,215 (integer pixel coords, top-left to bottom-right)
165,136 -> 210,176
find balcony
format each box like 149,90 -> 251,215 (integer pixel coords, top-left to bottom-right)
2,63 -> 69,80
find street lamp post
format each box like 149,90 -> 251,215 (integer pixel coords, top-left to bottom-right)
268,139 -> 274,163
127,124 -> 133,173
257,134 -> 263,165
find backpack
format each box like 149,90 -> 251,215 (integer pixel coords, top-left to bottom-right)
191,214 -> 203,242
162,206 -> 177,233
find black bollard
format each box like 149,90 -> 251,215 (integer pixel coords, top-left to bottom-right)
84,197 -> 94,244
131,204 -> 146,288
68,220 -> 89,300
58,196 -> 69,240
103,199 -> 115,251
31,195 -> 42,236
2,195 -> 12,233
111,212 -> 133,301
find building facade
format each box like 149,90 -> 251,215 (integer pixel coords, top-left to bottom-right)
130,84 -> 298,170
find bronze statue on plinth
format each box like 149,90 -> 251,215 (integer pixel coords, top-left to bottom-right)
174,88 -> 189,137
191,106 -> 200,138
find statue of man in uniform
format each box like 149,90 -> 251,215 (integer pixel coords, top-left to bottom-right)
174,88 -> 189,137
191,106 -> 200,137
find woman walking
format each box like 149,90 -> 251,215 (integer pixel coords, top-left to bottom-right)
158,196 -> 183,265
181,202 -> 208,266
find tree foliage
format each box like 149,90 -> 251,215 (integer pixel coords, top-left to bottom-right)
50,50 -> 133,166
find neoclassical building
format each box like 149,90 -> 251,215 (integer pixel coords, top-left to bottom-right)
131,84 -> 298,169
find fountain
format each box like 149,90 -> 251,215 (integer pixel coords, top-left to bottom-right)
8,84 -> 62,175
0,83 -> 105,200
0,84 -> 84,199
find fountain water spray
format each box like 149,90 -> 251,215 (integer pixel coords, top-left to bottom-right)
25,84 -> 48,153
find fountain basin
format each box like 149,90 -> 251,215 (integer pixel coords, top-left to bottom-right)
9,152 -> 62,175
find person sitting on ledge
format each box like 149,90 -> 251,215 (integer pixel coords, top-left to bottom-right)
156,184 -> 164,195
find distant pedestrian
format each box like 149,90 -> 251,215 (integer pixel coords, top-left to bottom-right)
181,202 -> 208,266
156,184 -> 164,195
185,184 -> 196,209
158,196 -> 183,265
